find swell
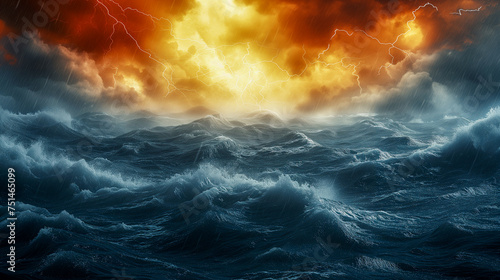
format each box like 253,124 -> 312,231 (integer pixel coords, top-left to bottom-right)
1,107 -> 499,279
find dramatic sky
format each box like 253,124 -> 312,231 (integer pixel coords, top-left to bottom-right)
0,0 -> 499,117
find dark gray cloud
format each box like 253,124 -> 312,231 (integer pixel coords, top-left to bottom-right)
374,71 -> 434,118
426,15 -> 500,118
0,35 -> 101,114
372,12 -> 500,119
0,35 -> 142,115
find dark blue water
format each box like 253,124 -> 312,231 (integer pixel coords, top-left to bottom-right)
1,108 -> 499,279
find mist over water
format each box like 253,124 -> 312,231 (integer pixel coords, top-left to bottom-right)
0,106 -> 499,279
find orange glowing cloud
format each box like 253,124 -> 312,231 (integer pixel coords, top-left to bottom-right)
0,0 -> 495,115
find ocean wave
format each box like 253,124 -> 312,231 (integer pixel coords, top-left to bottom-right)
117,164 -> 372,256
2,106 -> 499,279
356,256 -> 400,272
0,135 -> 148,201
441,108 -> 500,167
185,114 -> 235,130
244,110 -> 285,127
380,136 -> 421,147
0,108 -> 73,128
0,203 -> 88,243
258,132 -> 324,156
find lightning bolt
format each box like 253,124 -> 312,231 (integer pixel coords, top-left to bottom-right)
317,2 -> 439,93
93,0 -> 182,97
85,0 -> 477,110
451,6 -> 482,15
379,2 -> 439,74
93,0 -> 285,108
83,0 -> 343,109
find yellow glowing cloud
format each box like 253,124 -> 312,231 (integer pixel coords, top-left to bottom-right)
2,0 -> 486,115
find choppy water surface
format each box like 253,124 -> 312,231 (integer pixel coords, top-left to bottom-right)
1,108 -> 499,279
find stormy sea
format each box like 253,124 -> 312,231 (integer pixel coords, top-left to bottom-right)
1,107 -> 499,280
